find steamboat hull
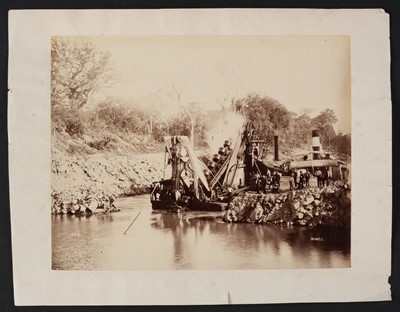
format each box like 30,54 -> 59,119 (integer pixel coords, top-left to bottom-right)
151,198 -> 227,211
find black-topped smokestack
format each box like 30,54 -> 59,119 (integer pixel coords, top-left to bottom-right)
312,130 -> 321,160
274,135 -> 279,161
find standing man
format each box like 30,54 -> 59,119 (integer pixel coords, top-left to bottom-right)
315,168 -> 323,187
326,167 -> 331,186
293,170 -> 298,189
305,169 -> 311,188
299,171 -> 305,189
254,171 -> 261,193
266,169 -> 272,190
289,172 -> 295,190
322,167 -> 329,187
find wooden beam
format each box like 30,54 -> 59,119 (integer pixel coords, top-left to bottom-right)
290,159 -> 339,169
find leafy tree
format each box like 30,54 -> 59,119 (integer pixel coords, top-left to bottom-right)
311,108 -> 338,150
311,108 -> 337,129
289,112 -> 313,149
51,37 -> 114,110
333,134 -> 351,157
233,94 -> 291,145
90,98 -> 148,134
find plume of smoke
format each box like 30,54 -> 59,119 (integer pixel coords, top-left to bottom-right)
205,110 -> 245,153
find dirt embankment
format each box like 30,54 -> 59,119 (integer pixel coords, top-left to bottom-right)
50,128 -> 213,214
51,152 -> 165,209
50,126 -> 170,213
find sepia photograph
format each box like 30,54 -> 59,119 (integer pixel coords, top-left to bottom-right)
8,8 -> 392,305
51,35 -> 352,270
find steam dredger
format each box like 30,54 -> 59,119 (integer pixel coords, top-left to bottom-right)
150,122 -> 270,211
150,123 -> 347,211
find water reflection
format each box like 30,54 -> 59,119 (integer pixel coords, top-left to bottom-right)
148,211 -> 350,269
52,196 -> 350,270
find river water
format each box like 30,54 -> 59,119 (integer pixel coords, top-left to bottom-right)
52,195 -> 350,270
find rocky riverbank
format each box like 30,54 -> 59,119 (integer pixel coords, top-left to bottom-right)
51,150 -> 351,228
223,183 -> 351,228
51,152 -> 164,214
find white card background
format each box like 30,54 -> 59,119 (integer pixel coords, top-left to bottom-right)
8,9 -> 392,305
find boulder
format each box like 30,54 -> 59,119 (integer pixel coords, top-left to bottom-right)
292,200 -> 301,210
334,189 -> 343,198
249,203 -> 264,222
303,195 -> 314,205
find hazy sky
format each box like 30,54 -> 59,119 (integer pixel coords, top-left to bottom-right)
88,36 -> 351,133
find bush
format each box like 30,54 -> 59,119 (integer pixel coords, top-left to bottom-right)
66,144 -> 92,155
52,107 -> 85,137
64,115 -> 85,137
95,101 -> 147,134
87,136 -> 115,150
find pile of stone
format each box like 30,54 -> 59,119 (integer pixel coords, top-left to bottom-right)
223,182 -> 351,228
52,191 -> 120,215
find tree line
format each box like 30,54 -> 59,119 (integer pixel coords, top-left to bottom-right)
51,37 -> 350,157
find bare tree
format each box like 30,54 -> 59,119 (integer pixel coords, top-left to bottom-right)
169,84 -> 195,146
213,88 -> 230,112
51,37 -> 114,110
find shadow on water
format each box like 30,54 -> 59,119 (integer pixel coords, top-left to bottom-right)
52,196 -> 350,270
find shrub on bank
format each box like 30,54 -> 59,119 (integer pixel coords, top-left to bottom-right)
52,107 -> 85,137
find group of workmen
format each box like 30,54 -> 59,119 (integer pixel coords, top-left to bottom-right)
289,167 -> 331,189
289,169 -> 311,190
313,167 -> 332,188
253,170 -> 282,193
252,166 -> 332,193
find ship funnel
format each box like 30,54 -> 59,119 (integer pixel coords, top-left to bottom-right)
312,130 -> 321,160
274,135 -> 279,161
